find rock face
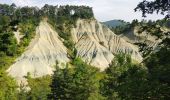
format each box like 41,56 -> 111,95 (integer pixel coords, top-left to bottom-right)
71,19 -> 143,70
7,20 -> 69,83
120,27 -> 162,51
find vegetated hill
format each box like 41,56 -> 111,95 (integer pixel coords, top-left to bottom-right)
103,19 -> 127,28
0,3 -> 170,100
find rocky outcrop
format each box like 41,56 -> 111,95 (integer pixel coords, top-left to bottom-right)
7,20 -> 69,84
120,27 -> 162,51
71,19 -> 143,70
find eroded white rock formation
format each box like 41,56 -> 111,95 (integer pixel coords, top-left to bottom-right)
71,19 -> 143,70
8,20 -> 69,84
8,19 -> 143,85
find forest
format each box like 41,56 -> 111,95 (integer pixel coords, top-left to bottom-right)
0,0 -> 170,99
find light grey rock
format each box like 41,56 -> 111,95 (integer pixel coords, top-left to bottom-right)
8,20 -> 69,82
71,19 -> 143,70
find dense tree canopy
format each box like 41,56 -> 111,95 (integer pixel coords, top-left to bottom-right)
49,58 -> 104,100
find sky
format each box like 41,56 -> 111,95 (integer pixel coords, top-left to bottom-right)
0,0 -> 164,22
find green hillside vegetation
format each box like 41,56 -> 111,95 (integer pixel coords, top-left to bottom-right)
103,20 -> 128,28
0,2 -> 169,100
103,20 -> 131,35
133,19 -> 170,38
108,19 -> 170,36
17,75 -> 51,100
0,4 -> 41,99
49,58 -> 104,100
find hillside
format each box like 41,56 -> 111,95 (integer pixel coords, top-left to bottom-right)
0,3 -> 169,100
7,18 -> 143,85
103,20 -> 127,28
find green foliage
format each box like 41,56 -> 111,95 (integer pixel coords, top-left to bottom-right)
111,25 -> 130,35
19,19 -> 39,47
0,4 -> 40,99
101,54 -> 134,99
27,75 -> 52,100
0,31 -> 17,56
0,71 -> 18,100
102,48 -> 170,99
141,38 -> 170,99
102,53 -> 162,99
16,76 -> 52,100
134,2 -> 170,98
135,19 -> 170,57
0,5 -> 39,57
0,15 -> 10,27
49,58 -> 105,100
0,56 -> 16,70
146,39 -> 170,84
116,66 -> 149,100
111,23 -> 131,35
135,0 -> 170,18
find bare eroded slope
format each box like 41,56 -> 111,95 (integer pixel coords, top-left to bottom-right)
8,20 -> 69,83
71,19 -> 143,70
